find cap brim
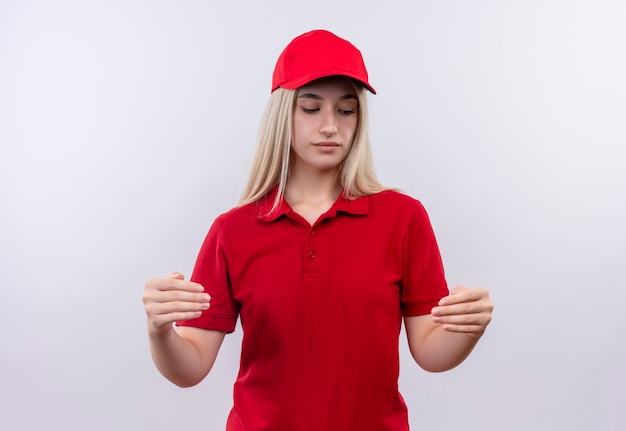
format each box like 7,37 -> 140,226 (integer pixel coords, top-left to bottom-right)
275,72 -> 376,94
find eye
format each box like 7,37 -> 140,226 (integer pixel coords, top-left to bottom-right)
339,109 -> 356,115
300,106 -> 320,114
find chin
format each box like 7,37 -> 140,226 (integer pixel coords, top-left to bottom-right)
293,153 -> 347,173
311,161 -> 343,172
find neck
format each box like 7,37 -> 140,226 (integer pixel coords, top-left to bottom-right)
285,166 -> 342,205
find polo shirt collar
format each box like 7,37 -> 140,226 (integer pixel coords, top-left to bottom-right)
257,187 -> 369,222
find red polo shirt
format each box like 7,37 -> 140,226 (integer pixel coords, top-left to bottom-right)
177,189 -> 448,431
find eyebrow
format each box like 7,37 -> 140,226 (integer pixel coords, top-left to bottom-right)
297,93 -> 358,101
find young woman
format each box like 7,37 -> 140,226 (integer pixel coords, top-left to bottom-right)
143,29 -> 493,431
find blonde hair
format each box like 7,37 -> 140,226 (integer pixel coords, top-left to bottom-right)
240,80 -> 387,212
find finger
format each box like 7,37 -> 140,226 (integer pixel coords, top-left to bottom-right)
441,323 -> 486,338
168,271 -> 185,280
438,287 -> 489,306
168,279 -> 205,292
432,312 -> 491,326
449,285 -> 468,295
146,277 -> 205,293
150,290 -> 211,304
432,300 -> 491,317
144,300 -> 210,323
150,300 -> 211,316
142,283 -> 210,309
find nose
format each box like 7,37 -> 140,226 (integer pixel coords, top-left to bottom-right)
320,111 -> 338,136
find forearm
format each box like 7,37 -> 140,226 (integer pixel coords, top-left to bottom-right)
148,325 -> 221,388
410,324 -> 480,372
406,286 -> 492,372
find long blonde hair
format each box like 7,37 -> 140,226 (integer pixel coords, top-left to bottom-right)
240,80 -> 387,211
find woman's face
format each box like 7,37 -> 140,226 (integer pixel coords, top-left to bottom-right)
291,77 -> 359,174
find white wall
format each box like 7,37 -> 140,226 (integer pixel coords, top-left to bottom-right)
1,1 -> 624,430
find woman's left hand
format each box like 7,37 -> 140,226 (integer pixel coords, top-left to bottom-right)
431,286 -> 493,338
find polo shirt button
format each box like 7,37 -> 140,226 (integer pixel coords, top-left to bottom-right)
310,230 -> 316,236
309,250 -> 316,259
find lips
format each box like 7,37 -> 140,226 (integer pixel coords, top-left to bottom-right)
313,141 -> 340,147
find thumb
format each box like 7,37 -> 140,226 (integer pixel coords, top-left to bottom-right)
450,285 -> 468,295
168,271 -> 185,280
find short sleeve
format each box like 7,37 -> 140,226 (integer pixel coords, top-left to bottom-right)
400,202 -> 449,316
176,216 -> 239,333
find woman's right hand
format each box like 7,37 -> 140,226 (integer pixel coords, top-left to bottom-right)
142,272 -> 211,337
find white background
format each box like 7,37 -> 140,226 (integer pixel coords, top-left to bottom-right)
1,1 -> 625,430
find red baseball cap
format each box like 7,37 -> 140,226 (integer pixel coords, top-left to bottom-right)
271,29 -> 376,94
